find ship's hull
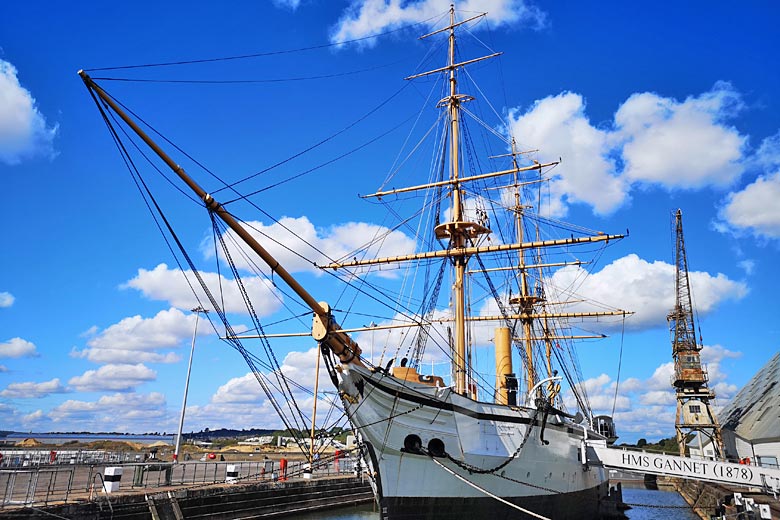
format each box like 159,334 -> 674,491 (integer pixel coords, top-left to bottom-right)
377,483 -> 609,519
339,364 -> 617,520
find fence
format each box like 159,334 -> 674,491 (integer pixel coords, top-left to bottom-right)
1,455 -> 358,509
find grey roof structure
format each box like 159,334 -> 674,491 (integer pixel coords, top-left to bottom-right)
718,352 -> 780,443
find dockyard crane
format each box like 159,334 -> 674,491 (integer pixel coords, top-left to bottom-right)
668,209 -> 725,458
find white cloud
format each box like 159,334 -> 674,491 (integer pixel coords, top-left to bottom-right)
330,0 -> 546,45
48,392 -> 167,431
213,217 -> 416,277
0,378 -> 66,398
577,345 -> 741,441
700,344 -> 741,397
549,254 -> 747,330
212,347 -> 321,405
71,308 -> 208,364
0,337 -> 38,358
508,83 -> 751,216
0,365 -> 7,372
22,409 -> 46,426
272,0 -> 301,9
509,92 -> 627,215
639,390 -> 677,407
737,260 -> 755,276
70,347 -> 180,365
212,372 -> 267,404
203,348 -> 346,432
719,171 -> 780,239
753,131 -> 780,170
0,292 -> 14,307
0,59 -> 57,165
124,263 -> 282,316
68,364 -> 157,392
0,403 -> 22,425
616,82 -> 746,187
184,400 -> 292,432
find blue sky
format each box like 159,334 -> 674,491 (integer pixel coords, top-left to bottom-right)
1,1 -> 778,442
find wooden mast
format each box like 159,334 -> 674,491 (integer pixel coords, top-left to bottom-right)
446,6 -> 469,396
508,140 -> 537,394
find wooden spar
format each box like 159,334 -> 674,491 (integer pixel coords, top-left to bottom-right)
404,53 -> 502,80
78,70 -> 363,366
361,162 -> 556,199
418,12 -> 486,40
467,260 -> 586,275
325,233 -> 623,269
233,330 -> 609,341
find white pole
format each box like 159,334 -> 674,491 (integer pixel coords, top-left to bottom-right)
174,306 -> 208,463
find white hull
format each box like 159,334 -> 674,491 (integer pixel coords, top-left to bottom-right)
339,365 -> 616,519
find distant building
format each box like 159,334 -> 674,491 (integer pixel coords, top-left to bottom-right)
238,436 -> 274,446
690,352 -> 779,467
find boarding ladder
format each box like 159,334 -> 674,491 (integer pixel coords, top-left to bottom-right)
584,439 -> 780,496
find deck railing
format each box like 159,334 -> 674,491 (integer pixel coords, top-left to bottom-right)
1,455 -> 358,509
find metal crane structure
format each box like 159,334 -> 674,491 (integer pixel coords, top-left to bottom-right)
668,209 -> 725,458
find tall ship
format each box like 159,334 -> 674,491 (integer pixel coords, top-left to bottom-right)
80,6 -> 631,519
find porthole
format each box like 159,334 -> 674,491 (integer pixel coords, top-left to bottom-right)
403,434 -> 422,453
428,438 -> 446,457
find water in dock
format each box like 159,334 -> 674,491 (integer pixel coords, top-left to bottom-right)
294,488 -> 699,520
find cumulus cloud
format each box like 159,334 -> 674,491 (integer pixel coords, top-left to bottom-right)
0,337 -> 38,358
68,363 -> 157,392
22,409 -> 46,426
574,345 -> 741,441
719,171 -> 780,239
330,0 -> 546,45
213,217 -> 416,277
509,92 -> 627,215
0,403 -> 22,426
204,348 -> 345,432
124,263 -> 282,316
71,308 -> 209,364
752,131 -> 780,170
184,399 -> 294,432
0,59 -> 58,165
549,254 -> 747,330
616,82 -> 746,187
212,347 -> 321,405
272,0 -> 301,9
212,372 -> 267,404
508,83 -> 751,216
0,378 -> 66,398
715,132 -> 780,240
48,392 -> 167,431
0,292 -> 14,307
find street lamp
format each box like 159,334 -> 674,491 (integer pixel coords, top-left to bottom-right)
173,306 -> 209,463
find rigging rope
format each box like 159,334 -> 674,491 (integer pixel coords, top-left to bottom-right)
611,315 -> 626,417
429,457 -> 551,520
86,87 -> 315,455
83,15 -> 445,72
89,60 -> 404,84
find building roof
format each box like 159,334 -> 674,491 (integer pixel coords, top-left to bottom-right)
718,352 -> 780,443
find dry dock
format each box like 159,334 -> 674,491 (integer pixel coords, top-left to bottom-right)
675,478 -> 780,519
1,454 -> 374,519
1,476 -> 373,519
